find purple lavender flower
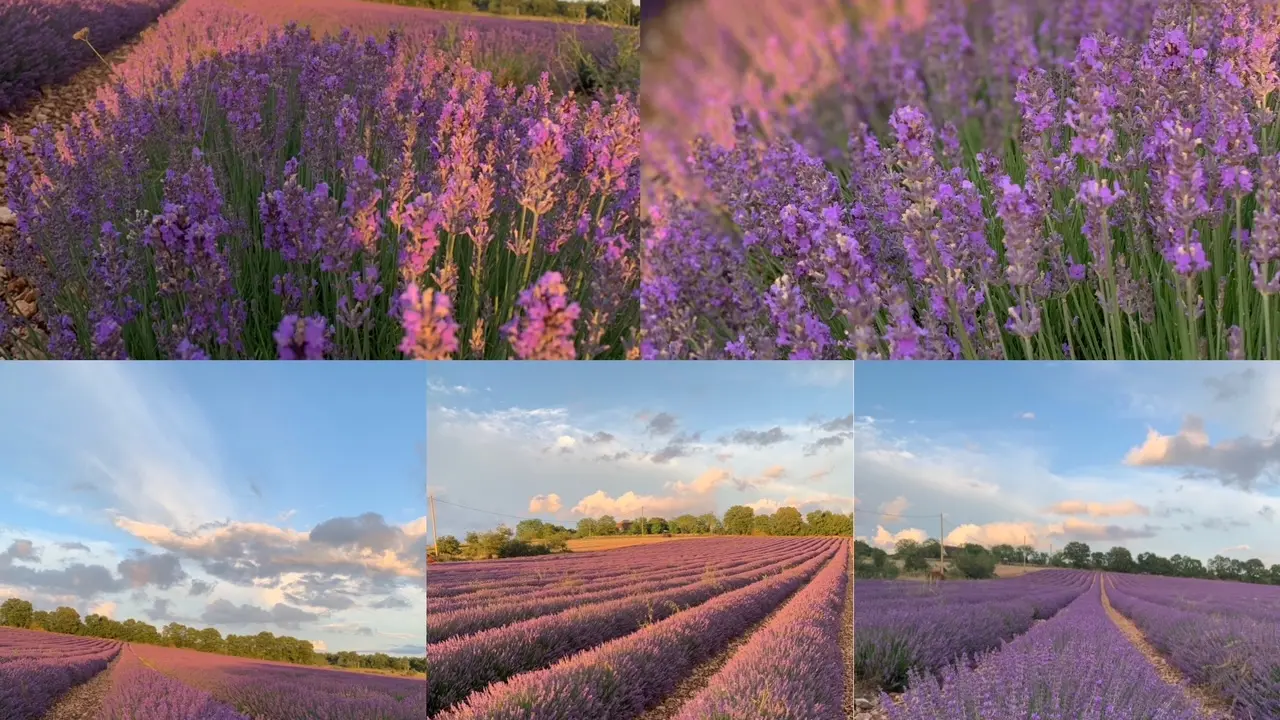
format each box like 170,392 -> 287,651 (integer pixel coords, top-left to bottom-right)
273,314 -> 330,360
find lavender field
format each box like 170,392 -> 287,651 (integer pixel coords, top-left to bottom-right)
0,0 -> 639,360
643,0 -> 1280,360
855,569 -> 1280,719
426,536 -> 854,719
0,626 -> 426,720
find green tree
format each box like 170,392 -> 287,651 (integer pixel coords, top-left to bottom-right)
751,514 -> 772,535
672,514 -> 700,534
576,518 -> 598,537
46,606 -> 84,635
771,507 -> 804,535
700,513 -> 722,534
990,544 -> 1018,563
1090,551 -> 1107,569
723,506 -> 754,535
954,549 -> 997,579
515,519 -> 546,540
596,515 -> 618,535
436,535 -> 462,555
0,598 -> 33,628
647,517 -> 669,534
1106,546 -> 1136,573
1061,541 -> 1092,569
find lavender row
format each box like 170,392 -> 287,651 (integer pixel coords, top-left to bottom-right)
884,577 -> 1202,720
426,539 -> 841,713
428,537 -> 802,600
1107,574 -> 1280,718
99,645 -> 248,720
131,644 -> 426,720
428,539 -> 827,629
672,544 -> 849,720
0,0 -> 179,114
855,570 -> 1091,690
0,632 -> 118,718
429,538 -> 830,641
435,543 -> 844,719
426,536 -> 795,584
1108,571 -> 1280,623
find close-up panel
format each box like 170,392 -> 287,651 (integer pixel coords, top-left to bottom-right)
854,362 -> 1274,718
0,362 -> 428,719
0,0 -> 639,360
643,0 -> 1280,360
426,361 -> 854,718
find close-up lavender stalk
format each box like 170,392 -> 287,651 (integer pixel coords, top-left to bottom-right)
642,0 -> 1280,360
0,0 -> 639,360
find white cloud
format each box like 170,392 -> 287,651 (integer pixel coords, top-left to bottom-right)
1020,412 -> 1036,420
89,601 -> 117,618
529,494 -> 563,513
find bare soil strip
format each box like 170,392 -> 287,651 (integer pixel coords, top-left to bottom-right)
40,651 -> 119,720
637,555 -> 837,720
1099,575 -> 1232,720
843,556 -> 854,719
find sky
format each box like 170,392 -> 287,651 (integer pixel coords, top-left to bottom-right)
854,363 -> 1280,564
0,363 -> 426,656
426,362 -> 854,539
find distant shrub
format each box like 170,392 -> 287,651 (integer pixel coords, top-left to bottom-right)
954,552 -> 997,580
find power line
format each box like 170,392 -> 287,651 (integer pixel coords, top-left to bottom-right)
431,497 -> 540,522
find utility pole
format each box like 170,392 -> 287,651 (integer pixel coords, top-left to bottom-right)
1023,535 -> 1027,567
428,493 -> 439,556
939,513 -> 944,570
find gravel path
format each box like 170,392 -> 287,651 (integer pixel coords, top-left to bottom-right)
1099,574 -> 1231,720
0,25 -> 156,355
40,651 -> 119,720
636,558 -> 832,720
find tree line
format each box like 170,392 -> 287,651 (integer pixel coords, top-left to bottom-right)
432,507 -> 856,560
855,537 -> 1280,586
370,0 -> 639,26
0,597 -> 426,674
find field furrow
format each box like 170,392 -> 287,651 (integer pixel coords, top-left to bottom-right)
881,574 -> 1206,719
427,538 -> 842,713
429,538 -> 832,641
428,537 -> 806,609
669,546 -> 849,720
434,543 -> 844,719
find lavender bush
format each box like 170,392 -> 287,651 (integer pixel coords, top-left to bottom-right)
0,628 -> 118,718
426,537 -> 839,714
855,568 -> 1090,690
643,0 -> 1280,360
883,577 -> 1204,720
0,0 -> 179,114
1,0 -> 639,360
428,538 -> 820,640
1108,573 -> 1280,718
427,537 -> 796,612
434,541 -> 846,719
99,645 -> 249,720
129,644 -> 427,720
671,546 -> 849,720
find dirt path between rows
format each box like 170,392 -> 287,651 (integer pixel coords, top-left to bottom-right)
1099,575 -> 1232,720
636,556 -> 836,720
40,651 -> 119,720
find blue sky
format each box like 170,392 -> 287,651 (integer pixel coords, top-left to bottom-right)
427,363 -> 853,538
855,362 -> 1280,564
0,363 -> 426,656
